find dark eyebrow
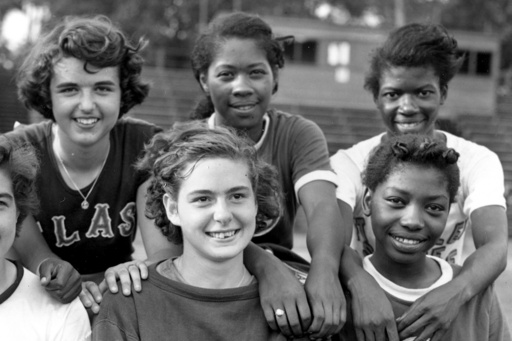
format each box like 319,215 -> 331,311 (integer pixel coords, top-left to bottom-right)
389,187 -> 449,201
0,192 -> 14,202
227,186 -> 252,194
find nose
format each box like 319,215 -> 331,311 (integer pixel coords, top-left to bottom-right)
232,75 -> 253,97
79,90 -> 95,112
397,94 -> 419,115
400,204 -> 424,231
213,199 -> 233,225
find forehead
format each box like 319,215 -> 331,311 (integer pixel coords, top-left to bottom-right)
51,57 -> 120,83
211,38 -> 269,67
382,164 -> 449,195
179,157 -> 252,190
380,66 -> 440,86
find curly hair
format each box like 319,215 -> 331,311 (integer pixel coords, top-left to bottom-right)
0,136 -> 40,234
136,121 -> 283,244
16,15 -> 149,120
363,134 -> 460,203
190,12 -> 288,120
364,23 -> 464,99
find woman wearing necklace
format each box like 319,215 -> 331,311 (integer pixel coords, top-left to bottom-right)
93,123 -> 310,340
4,15 -> 171,309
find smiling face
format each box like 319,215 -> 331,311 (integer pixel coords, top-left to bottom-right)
0,165 -> 18,261
163,157 -> 257,263
364,164 -> 450,268
50,57 -> 121,148
375,66 -> 446,137
199,38 -> 276,142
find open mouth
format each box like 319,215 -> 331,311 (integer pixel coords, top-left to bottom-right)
231,103 -> 257,112
395,121 -> 424,129
75,118 -> 99,125
206,229 -> 240,240
392,235 -> 424,245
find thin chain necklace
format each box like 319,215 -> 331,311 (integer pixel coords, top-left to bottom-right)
174,257 -> 248,288
54,147 -> 109,210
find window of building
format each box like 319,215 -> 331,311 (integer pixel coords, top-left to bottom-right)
457,49 -> 492,77
283,40 -> 317,64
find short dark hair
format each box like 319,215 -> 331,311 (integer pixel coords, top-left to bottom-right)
0,136 -> 39,233
16,15 -> 149,120
190,12 -> 287,119
364,23 -> 464,99
137,121 -> 283,244
363,134 -> 460,203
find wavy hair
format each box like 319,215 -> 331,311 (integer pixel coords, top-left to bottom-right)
16,15 -> 149,120
136,121 -> 283,244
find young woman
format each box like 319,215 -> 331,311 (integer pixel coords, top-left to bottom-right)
0,136 -> 91,340
331,23 -> 508,341
93,123 -> 302,340
5,15 -> 172,312
342,134 -> 510,341
189,12 -> 346,338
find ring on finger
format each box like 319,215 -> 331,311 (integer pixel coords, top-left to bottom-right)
275,308 -> 285,318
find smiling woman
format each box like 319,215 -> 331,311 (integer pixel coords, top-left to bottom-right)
92,122 -> 288,340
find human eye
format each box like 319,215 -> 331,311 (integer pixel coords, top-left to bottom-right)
426,203 -> 446,214
386,197 -> 405,207
191,196 -> 212,206
381,91 -> 398,100
418,89 -> 434,98
250,68 -> 267,76
217,70 -> 234,80
58,86 -> 78,95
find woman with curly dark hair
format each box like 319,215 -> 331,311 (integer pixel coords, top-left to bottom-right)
5,15 -> 167,314
93,123 -> 290,340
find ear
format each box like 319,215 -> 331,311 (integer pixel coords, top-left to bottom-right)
163,193 -> 180,226
362,188 -> 373,217
199,73 -> 209,94
271,69 -> 279,94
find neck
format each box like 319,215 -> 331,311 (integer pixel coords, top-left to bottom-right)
370,251 -> 441,289
177,252 -> 247,289
213,112 -> 264,143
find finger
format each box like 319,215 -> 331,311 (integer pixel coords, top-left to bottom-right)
430,329 -> 446,341
118,268 -> 132,296
363,329 -> 376,341
39,262 -> 55,287
396,306 -> 424,332
104,269 -> 120,293
139,262 -> 149,280
410,323 -> 439,341
84,281 -> 103,304
98,279 -> 109,294
398,315 -> 429,340
296,298 -> 312,331
332,301 -> 345,334
79,290 -> 94,308
375,327 -> 386,341
386,320 -> 400,341
307,300 -> 325,336
274,308 -> 293,337
128,265 -> 142,292
281,302 -> 303,337
312,303 -> 333,338
262,306 -> 279,332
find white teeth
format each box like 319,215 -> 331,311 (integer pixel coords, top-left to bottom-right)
208,230 -> 237,239
397,122 -> 421,128
393,236 -> 421,245
76,118 -> 98,125
235,105 -> 254,110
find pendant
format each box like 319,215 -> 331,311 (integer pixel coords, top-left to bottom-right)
81,200 -> 89,210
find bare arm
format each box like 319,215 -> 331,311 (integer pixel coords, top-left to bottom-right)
398,205 -> 508,341
299,180 -> 346,338
13,215 -> 82,303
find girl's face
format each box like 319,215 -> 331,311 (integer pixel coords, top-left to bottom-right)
50,57 -> 121,148
0,165 -> 18,260
363,164 -> 450,267
199,38 -> 276,141
375,66 -> 446,137
164,158 -> 257,263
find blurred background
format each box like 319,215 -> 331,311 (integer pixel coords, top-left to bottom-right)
1,0 -> 512,323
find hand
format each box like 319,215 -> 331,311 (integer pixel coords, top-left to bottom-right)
104,260 -> 148,296
304,266 -> 346,339
39,257 -> 82,303
347,269 -> 399,341
79,280 -> 108,314
259,262 -> 312,338
397,282 -> 464,341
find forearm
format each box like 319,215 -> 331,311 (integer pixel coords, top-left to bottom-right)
244,242 -> 282,278
449,239 -> 507,301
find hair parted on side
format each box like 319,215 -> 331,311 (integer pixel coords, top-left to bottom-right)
0,136 -> 40,234
16,15 -> 149,120
189,11 -> 290,120
363,134 -> 460,203
136,121 -> 283,244
364,23 -> 464,99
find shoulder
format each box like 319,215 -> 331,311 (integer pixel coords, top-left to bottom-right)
114,116 -> 162,134
331,133 -> 384,169
3,120 -> 51,146
443,131 -> 499,160
268,109 -> 322,132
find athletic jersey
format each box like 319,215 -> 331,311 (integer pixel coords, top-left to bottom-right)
0,260 -> 91,341
93,262 -> 292,341
330,131 -> 506,264
208,109 -> 337,249
358,256 -> 511,341
5,118 -> 162,274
